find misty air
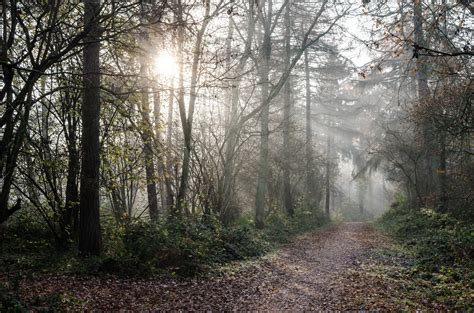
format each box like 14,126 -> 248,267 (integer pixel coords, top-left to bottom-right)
0,0 -> 472,310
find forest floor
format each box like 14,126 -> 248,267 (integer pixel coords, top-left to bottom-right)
2,223 -> 451,310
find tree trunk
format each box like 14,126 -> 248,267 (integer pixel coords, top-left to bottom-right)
325,133 -> 331,219
165,80 -> 175,212
63,112 -> 80,240
140,76 -> 160,221
153,88 -> 166,209
437,130 -> 447,212
304,49 -> 320,210
143,127 -> 159,220
139,3 -> 160,221
282,0 -> 293,217
0,1 -> 26,225
255,0 -> 272,229
219,0 -> 255,224
255,81 -> 270,229
176,0 -> 211,213
220,12 -> 238,224
357,180 -> 365,216
79,0 -> 102,256
414,0 -> 437,199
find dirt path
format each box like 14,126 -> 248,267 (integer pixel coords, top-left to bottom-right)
255,222 -> 387,310
12,223 -> 445,310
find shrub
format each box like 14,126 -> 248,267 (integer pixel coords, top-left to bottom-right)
2,206 -> 329,278
379,199 -> 474,270
219,223 -> 269,261
1,209 -> 53,254
264,209 -> 327,243
113,217 -> 269,276
378,198 -> 474,308
0,284 -> 25,312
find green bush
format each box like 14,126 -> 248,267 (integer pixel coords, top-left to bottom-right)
0,284 -> 25,312
100,210 -> 325,276
1,209 -> 53,254
219,223 -> 269,261
263,209 -> 327,243
2,206 -> 329,278
379,199 -> 474,270
107,217 -> 270,276
378,199 -> 474,308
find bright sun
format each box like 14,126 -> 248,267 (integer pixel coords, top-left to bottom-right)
153,51 -> 178,77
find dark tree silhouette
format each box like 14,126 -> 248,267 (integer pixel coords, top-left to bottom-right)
79,0 -> 103,256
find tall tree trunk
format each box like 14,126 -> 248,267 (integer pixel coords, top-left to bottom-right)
154,86 -> 174,213
79,0 -> 102,256
368,176 -> 374,213
220,11 -> 238,223
63,95 -> 80,241
436,1 -> 449,212
255,77 -> 270,229
139,4 -> 159,221
255,0 -> 272,229
413,0 -> 429,98
304,49 -> 319,210
176,0 -> 211,213
381,178 -> 386,210
281,0 -> 293,217
324,133 -> 331,218
437,130 -> 447,212
0,0 -> 23,224
174,0 -> 186,216
164,79 -> 175,212
64,139 -> 79,235
414,0 -> 437,200
357,180 -> 365,216
140,86 -> 160,221
153,88 -> 166,209
220,1 -> 255,224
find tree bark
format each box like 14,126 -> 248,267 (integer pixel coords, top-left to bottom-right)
165,80 -> 175,212
325,132 -> 331,218
220,10 -> 238,223
141,88 -> 160,221
414,0 -> 437,199
255,0 -> 272,229
437,130 -> 447,212
304,48 -> 319,210
282,0 -> 294,217
175,0 -> 186,215
79,0 -> 102,256
63,100 -> 80,241
220,1 -> 255,224
139,3 -> 160,221
176,0 -> 212,213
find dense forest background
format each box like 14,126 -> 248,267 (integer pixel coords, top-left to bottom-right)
0,0 -> 472,310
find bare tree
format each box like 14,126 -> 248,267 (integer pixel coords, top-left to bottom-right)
175,0 -> 226,214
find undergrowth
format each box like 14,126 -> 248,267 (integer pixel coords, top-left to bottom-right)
377,197 -> 474,309
0,209 -> 327,278
0,207 -> 327,310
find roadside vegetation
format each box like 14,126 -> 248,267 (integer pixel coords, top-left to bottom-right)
1,208 -> 327,310
1,209 -> 327,273
376,197 -> 473,309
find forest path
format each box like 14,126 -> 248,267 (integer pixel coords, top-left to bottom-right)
15,223 -> 442,310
